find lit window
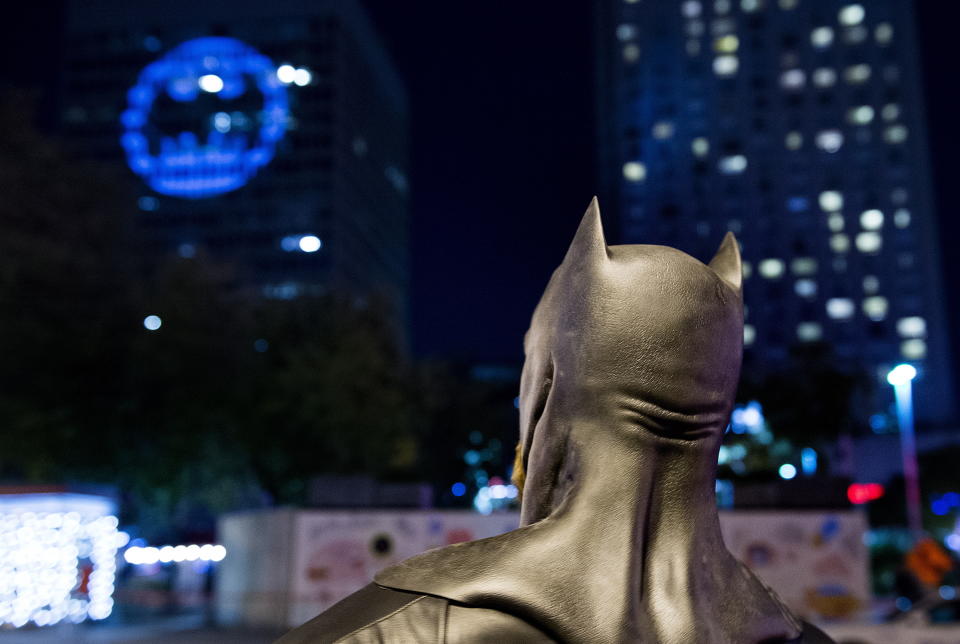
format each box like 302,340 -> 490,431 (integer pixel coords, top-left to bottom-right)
819,190 -> 843,211
714,35 -> 739,53
616,24 -> 637,41
812,68 -> 837,87
212,111 -> 231,133
692,137 -> 710,156
623,162 -> 647,182
855,232 -> 881,253
838,4 -> 865,26
833,257 -> 847,272
884,125 -> 908,144
830,233 -> 849,253
758,258 -> 785,279
785,131 -> 803,150
862,296 -> 888,321
795,279 -> 817,297
682,0 -> 703,18
687,21 -> 705,36
787,196 -> 809,212
862,275 -> 879,293
847,105 -> 874,125
718,154 -> 748,174
623,44 -> 641,63
901,339 -> 927,360
686,40 -> 702,56
276,64 -> 296,84
826,298 -> 855,320
816,130 -> 844,153
714,55 -> 739,76
715,0 -> 731,13
891,188 -> 909,205
844,25 -> 868,44
742,261 -> 752,279
741,0 -> 763,12
897,317 -> 927,338
811,27 -> 834,48
292,68 -> 312,87
198,74 -> 224,93
881,104 -> 900,121
778,0 -> 798,8
894,208 -> 911,228
744,324 -> 756,346
828,214 -> 845,232
712,18 -> 735,35
780,69 -> 805,90
791,257 -> 817,275
875,23 -> 894,45
860,209 -> 883,230
797,322 -> 822,341
844,64 -> 871,84
653,121 -> 675,139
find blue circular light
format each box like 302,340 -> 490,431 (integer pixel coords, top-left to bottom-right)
451,482 -> 466,497
121,37 -> 289,199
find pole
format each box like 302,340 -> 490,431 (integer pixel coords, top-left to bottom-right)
893,379 -> 922,538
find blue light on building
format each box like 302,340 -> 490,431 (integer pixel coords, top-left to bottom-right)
121,37 -> 290,199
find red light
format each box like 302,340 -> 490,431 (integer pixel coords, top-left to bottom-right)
848,483 -> 885,505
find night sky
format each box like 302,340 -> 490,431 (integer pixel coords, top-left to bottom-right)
1,1 -> 957,368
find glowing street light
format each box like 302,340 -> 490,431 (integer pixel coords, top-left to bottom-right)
888,363 -> 921,537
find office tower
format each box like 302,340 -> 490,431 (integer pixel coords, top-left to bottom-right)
597,0 -> 952,422
61,0 -> 409,326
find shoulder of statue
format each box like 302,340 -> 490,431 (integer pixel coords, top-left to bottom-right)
274,583 -> 444,644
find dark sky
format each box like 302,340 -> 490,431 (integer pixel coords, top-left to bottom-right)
1,1 -> 957,368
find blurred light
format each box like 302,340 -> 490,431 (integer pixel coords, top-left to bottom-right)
797,322 -> 821,341
811,26 -> 834,48
713,55 -> 739,76
830,234 -> 850,253
718,154 -> 747,174
779,464 -> 797,480
862,275 -> 879,294
758,258 -> 784,279
622,44 -> 641,63
298,235 -> 322,253
940,586 -> 957,600
178,243 -> 196,258
213,112 -> 231,133
897,317 -> 927,339
623,161 -> 646,182
682,1 -> 702,18
785,131 -> 803,150
881,103 -> 901,122
860,209 -> 883,230
692,137 -> 710,157
848,483 -> 884,504
451,482 -> 466,497
464,450 -> 481,466
839,4 -> 865,26
652,121 -> 674,140
901,339 -> 927,360
848,105 -> 874,125
844,64 -> 871,84
887,364 -> 917,386
844,25 -> 867,44
138,196 -> 159,211
884,125 -> 908,144
787,196 -> 808,212
743,324 -> 755,346
254,338 -> 269,353
794,279 -> 817,298
875,23 -> 894,45
125,543 -> 226,565
277,64 -> 296,84
856,232 -> 882,254
791,257 -> 817,275
894,208 -> 911,228
812,67 -> 837,87
828,214 -> 845,232
895,596 -> 912,611
741,0 -> 761,11
947,534 -> 960,552
816,130 -> 844,153
616,24 -> 637,41
714,35 -> 739,53
293,68 -> 312,86
198,74 -> 224,93
826,298 -> 854,320
862,296 -> 888,321
143,315 -> 162,331
780,69 -> 805,89
819,190 -> 843,212
801,448 -> 818,475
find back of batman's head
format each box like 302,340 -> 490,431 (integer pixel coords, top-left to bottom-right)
514,198 -> 743,503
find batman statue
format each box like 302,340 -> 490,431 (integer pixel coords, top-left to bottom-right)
277,198 -> 834,643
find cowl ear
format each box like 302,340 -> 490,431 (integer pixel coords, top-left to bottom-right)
563,196 -> 609,268
708,232 -> 742,292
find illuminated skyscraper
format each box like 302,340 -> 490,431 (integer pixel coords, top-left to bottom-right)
597,0 -> 953,422
61,0 -> 408,323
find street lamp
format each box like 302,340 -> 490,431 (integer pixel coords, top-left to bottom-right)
887,363 -> 921,538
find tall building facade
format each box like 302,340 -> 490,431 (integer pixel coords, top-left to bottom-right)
597,0 -> 953,422
61,0 -> 409,326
